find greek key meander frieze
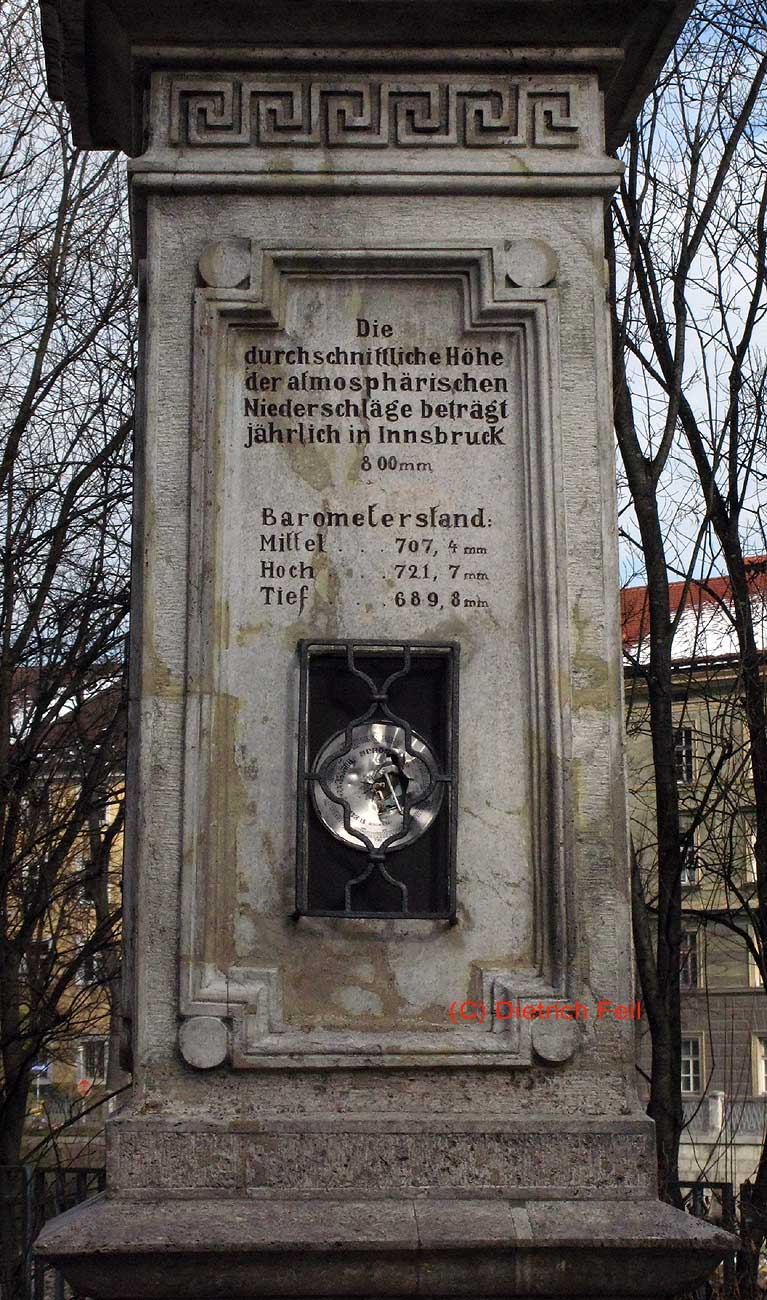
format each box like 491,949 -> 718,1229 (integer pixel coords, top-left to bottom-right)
114,1131 -> 652,1194
168,77 -> 580,149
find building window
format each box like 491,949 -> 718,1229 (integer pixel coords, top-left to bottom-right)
680,930 -> 700,989
29,1059 -> 51,1111
681,1036 -> 702,1093
20,938 -> 52,982
675,725 -> 695,784
754,1036 -> 767,1096
93,800 -> 110,828
21,860 -> 42,893
79,1039 -> 107,1084
680,824 -> 699,888
744,824 -> 758,882
76,945 -> 106,986
84,950 -> 104,984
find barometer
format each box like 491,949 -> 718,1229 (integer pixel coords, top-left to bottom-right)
311,720 -> 443,850
296,640 -> 458,919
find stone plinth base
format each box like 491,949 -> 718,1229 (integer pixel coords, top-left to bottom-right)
36,1194 -> 736,1300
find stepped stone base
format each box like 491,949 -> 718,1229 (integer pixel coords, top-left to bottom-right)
36,1193 -> 735,1300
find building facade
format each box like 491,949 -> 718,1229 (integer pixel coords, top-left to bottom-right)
623,569 -> 767,1191
4,671 -> 126,1166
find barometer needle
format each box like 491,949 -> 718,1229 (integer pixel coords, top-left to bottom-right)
384,771 -> 403,815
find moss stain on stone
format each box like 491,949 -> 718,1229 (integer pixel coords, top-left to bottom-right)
283,437 -> 335,493
235,621 -> 267,647
205,691 -> 248,970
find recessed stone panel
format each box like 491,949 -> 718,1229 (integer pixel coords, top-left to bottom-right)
180,248 -> 572,1062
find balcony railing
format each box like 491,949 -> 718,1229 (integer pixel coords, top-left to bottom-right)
683,1094 -> 767,1137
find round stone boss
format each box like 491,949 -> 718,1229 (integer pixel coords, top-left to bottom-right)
531,1014 -> 579,1064
505,238 -> 558,288
178,1015 -> 229,1069
198,237 -> 251,288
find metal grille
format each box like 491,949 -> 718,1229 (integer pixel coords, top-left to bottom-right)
296,640 -> 458,919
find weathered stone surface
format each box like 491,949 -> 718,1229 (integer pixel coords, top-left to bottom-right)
180,239 -> 575,1065
109,1118 -> 656,1199
505,238 -> 559,289
39,2 -> 696,155
110,43 -> 636,1098
198,238 -> 251,289
531,1015 -> 580,1064
178,1016 -> 229,1069
35,3 -> 735,1297
35,1195 -> 735,1300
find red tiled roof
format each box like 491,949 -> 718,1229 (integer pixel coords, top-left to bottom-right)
621,558 -> 767,662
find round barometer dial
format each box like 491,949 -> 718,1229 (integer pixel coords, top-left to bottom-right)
311,721 -> 442,850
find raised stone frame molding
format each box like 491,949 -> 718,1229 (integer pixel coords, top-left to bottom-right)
179,243 -> 576,1070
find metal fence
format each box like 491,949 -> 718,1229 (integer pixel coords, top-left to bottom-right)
0,1163 -> 745,1300
680,1179 -> 737,1295
0,1165 -> 105,1300
683,1095 -> 767,1138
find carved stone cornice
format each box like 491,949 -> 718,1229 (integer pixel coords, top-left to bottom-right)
129,70 -> 623,203
37,2 -> 696,156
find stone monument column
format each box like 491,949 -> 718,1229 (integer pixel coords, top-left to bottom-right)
37,4 -> 735,1297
